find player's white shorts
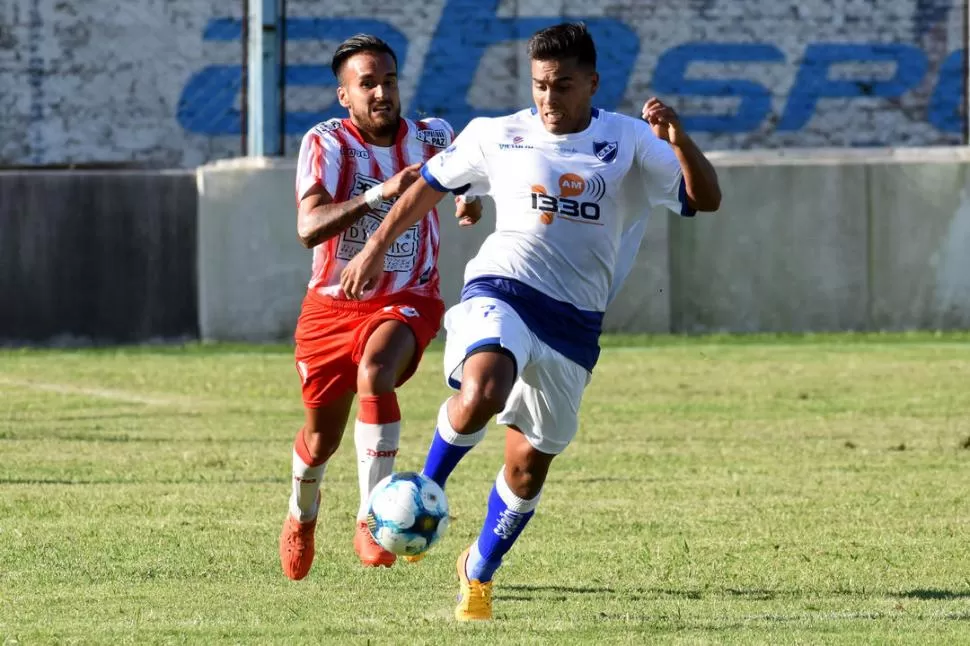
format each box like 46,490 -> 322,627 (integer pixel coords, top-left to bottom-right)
443,296 -> 592,455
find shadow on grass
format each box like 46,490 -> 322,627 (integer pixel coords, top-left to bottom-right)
504,584 -> 617,595
503,586 -> 970,604
0,476 -> 284,486
895,589 -> 970,600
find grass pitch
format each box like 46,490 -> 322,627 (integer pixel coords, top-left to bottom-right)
1,333 -> 969,644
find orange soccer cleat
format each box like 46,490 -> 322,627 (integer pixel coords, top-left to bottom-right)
279,514 -> 318,581
354,521 -> 397,568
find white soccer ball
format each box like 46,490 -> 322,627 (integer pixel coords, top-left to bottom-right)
366,472 -> 450,557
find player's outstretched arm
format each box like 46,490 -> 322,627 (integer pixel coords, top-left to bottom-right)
642,98 -> 721,212
340,177 -> 447,299
296,162 -> 423,249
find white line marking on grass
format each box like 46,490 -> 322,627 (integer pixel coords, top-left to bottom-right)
0,377 -> 212,408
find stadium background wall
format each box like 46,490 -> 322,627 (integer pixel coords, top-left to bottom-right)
0,171 -> 199,344
6,150 -> 970,344
0,0 -> 966,168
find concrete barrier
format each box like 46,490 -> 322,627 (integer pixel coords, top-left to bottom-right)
196,158 -> 307,342
868,160 -> 970,330
196,149 -> 970,341
670,161 -> 870,333
0,170 -> 198,344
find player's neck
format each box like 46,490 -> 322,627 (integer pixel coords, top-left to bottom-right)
567,111 -> 593,134
349,117 -> 399,147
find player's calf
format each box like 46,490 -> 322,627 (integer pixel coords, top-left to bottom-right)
352,393 -> 401,568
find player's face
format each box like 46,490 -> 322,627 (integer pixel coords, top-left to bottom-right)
531,58 -> 599,135
337,51 -> 401,141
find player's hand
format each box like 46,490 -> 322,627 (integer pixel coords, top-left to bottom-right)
455,195 -> 482,227
340,242 -> 384,300
382,162 -> 424,199
642,98 -> 685,146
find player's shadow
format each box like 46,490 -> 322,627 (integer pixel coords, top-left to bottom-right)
501,583 -> 617,601
895,589 -> 970,600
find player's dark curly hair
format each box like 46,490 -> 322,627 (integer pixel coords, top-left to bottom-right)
330,34 -> 398,80
527,22 -> 596,69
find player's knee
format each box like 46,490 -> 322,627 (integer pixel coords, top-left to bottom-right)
457,375 -> 510,420
302,423 -> 342,463
356,359 -> 397,396
504,463 -> 546,500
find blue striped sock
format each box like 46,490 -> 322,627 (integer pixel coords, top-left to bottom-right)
465,467 -> 541,583
421,401 -> 486,489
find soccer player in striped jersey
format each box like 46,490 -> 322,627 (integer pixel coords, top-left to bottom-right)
340,23 -> 721,618
280,34 -> 481,579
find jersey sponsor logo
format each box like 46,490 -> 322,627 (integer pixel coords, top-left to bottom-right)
498,136 -> 533,150
339,173 -> 421,272
416,128 -> 449,148
341,146 -> 370,159
312,119 -> 342,135
351,173 -> 389,213
531,172 -> 607,225
593,140 -> 618,163
555,144 -> 579,157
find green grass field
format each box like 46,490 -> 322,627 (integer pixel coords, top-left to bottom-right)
2,333 -> 969,645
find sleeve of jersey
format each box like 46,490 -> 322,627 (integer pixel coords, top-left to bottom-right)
420,118 -> 489,195
635,121 -> 696,217
419,116 -> 456,143
295,130 -> 338,203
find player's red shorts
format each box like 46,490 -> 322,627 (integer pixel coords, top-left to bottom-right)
294,289 -> 445,408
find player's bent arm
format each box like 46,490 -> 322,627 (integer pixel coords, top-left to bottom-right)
366,177 -> 446,254
296,184 -> 374,249
673,134 -> 721,212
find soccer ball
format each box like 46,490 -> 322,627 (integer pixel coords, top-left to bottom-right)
366,472 -> 450,557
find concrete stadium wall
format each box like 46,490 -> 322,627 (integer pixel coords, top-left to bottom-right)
197,150 -> 970,341
196,158 -> 309,342
0,171 -> 198,344
2,0 -> 965,168
672,148 -> 970,333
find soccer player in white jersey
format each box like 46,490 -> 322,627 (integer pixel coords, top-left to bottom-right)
341,23 -> 721,618
279,34 -> 482,579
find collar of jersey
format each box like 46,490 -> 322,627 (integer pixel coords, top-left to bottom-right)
527,107 -> 601,142
341,117 -> 409,149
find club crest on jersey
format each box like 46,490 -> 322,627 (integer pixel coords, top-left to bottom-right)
593,140 -> 618,163
416,128 -> 449,148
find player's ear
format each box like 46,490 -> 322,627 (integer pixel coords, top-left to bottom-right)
337,84 -> 350,109
589,70 -> 600,96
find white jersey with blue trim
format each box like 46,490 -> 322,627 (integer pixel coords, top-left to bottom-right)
421,107 -> 693,313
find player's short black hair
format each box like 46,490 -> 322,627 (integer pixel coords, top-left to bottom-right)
330,34 -> 398,80
527,22 -> 596,69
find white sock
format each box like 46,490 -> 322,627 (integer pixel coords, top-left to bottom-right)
289,432 -> 327,523
354,419 -> 401,521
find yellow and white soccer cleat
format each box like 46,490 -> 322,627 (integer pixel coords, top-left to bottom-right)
454,546 -> 493,621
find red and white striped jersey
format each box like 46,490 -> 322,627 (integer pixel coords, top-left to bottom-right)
295,116 -> 454,301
